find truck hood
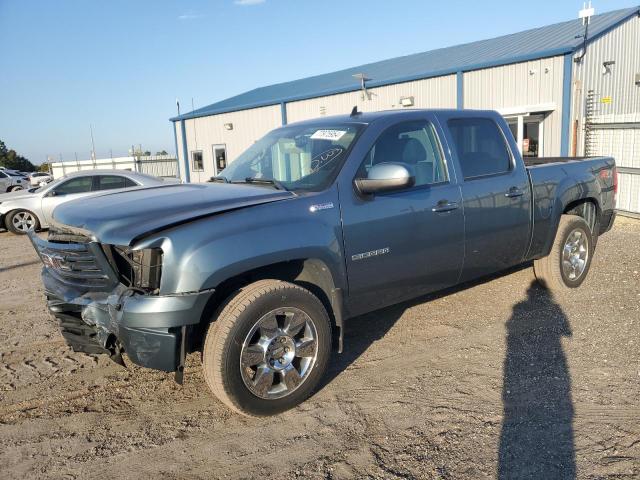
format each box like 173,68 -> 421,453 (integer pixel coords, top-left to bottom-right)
52,183 -> 296,245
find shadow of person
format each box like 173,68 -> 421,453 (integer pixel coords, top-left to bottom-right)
498,281 -> 576,479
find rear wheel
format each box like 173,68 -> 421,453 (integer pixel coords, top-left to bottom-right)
6,209 -> 40,235
202,280 -> 332,416
8,185 -> 24,192
534,214 -> 594,291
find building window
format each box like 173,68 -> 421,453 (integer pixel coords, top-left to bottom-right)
192,151 -> 204,171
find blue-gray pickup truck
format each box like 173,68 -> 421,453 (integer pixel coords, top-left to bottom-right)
29,109 -> 617,416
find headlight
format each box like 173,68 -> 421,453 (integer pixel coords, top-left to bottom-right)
112,247 -> 163,292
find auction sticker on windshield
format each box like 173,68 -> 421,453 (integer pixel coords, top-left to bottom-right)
311,130 -> 347,141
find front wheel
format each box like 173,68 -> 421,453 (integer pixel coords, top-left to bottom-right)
202,280 -> 332,416
6,209 -> 40,235
9,185 -> 24,192
534,214 -> 594,291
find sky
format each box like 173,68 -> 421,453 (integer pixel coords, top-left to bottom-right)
1,0 -> 638,165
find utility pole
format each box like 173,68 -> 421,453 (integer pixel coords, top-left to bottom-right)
90,124 -> 97,164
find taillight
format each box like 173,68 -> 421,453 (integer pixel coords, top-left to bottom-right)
613,166 -> 618,208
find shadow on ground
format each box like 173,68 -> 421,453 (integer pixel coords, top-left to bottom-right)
498,281 -> 575,478
321,271 -> 576,479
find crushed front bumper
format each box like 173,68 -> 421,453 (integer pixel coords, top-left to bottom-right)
29,232 -> 212,372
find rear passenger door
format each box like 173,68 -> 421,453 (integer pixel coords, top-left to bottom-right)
443,116 -> 532,281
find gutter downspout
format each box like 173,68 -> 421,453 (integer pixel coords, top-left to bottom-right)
172,121 -> 182,180
180,119 -> 191,183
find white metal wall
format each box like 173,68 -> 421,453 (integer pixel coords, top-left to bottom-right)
463,55 -> 566,156
571,13 -> 640,213
285,75 -> 457,124
179,104 -> 282,183
572,14 -> 640,133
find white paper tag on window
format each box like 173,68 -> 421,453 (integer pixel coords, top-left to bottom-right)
310,129 -> 347,141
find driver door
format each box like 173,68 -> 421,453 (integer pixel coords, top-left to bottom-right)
340,116 -> 465,315
41,175 -> 95,224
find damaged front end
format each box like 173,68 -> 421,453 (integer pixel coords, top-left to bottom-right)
28,226 -> 211,382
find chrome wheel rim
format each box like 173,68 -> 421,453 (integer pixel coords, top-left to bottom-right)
562,228 -> 589,281
12,186 -> 23,191
240,307 -> 318,400
12,211 -> 36,232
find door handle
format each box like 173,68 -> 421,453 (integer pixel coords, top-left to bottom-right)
505,187 -> 524,198
431,200 -> 459,213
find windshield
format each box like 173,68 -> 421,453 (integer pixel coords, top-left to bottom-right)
220,123 -> 362,191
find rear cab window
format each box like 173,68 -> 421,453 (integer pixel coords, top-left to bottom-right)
447,118 -> 512,180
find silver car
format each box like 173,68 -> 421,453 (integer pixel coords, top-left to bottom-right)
0,170 -> 27,193
0,170 -> 177,235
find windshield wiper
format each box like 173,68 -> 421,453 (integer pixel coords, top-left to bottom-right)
240,177 -> 287,191
209,175 -> 229,183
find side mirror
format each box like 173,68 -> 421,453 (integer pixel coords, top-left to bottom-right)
354,163 -> 415,195
47,190 -> 59,197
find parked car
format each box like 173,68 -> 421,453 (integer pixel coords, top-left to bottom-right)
28,172 -> 53,186
0,169 -> 27,193
0,170 -> 173,234
29,109 -> 616,416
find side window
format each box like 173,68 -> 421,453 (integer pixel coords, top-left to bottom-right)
192,151 -> 204,172
447,118 -> 512,179
358,120 -> 448,187
96,175 -> 137,191
0,172 -> 6,178
54,177 -> 93,195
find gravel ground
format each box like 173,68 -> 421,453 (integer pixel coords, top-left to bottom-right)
0,217 -> 638,479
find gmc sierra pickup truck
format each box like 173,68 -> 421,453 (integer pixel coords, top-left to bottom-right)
29,109 -> 617,416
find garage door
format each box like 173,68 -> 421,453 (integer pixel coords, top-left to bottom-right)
590,124 -> 640,214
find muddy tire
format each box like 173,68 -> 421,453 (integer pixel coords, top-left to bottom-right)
202,279 -> 332,416
534,214 -> 594,291
6,209 -> 40,235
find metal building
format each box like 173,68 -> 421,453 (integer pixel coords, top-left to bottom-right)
171,6 -> 640,214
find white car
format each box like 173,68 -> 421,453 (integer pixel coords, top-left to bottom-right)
28,172 -> 53,186
0,170 -> 178,235
0,170 -> 27,192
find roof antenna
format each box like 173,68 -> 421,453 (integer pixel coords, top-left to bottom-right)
575,1 -> 595,64
350,106 -> 359,117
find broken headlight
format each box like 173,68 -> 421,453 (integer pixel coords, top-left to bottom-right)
112,247 -> 163,292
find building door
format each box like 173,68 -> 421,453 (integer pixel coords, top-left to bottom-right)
506,114 -> 544,158
212,144 -> 227,176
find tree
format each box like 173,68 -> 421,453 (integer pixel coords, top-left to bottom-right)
39,162 -> 51,173
156,150 -> 168,156
0,140 -> 36,171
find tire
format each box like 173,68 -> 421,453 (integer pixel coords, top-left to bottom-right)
534,214 -> 594,291
6,209 -> 40,235
9,185 -> 23,192
202,279 -> 332,416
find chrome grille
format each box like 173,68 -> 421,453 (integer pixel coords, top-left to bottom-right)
28,233 -> 118,290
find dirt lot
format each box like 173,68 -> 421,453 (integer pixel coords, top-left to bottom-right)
0,218 -> 638,480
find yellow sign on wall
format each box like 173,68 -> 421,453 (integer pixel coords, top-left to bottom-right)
601,96 -> 612,104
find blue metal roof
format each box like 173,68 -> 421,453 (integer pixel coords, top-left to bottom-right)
172,7 -> 640,121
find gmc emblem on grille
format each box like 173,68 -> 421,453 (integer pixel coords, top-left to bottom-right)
41,253 -> 72,271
